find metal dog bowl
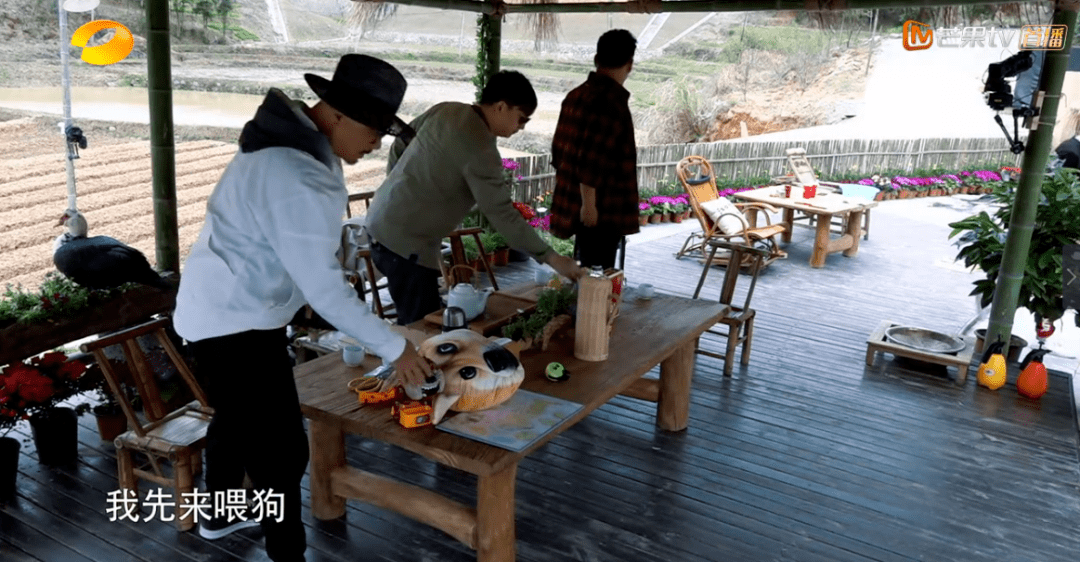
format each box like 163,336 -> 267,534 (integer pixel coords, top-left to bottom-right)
884,326 -> 966,354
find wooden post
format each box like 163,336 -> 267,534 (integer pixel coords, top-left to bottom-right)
657,341 -> 695,431
308,418 -> 346,520
476,463 -> 517,562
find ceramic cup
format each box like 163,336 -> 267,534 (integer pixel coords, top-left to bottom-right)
638,283 -> 655,299
342,345 -> 365,367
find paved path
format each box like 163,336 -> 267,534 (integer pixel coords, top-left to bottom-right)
744,36 -> 1024,142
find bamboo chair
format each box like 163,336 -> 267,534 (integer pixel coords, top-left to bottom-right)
80,316 -> 212,532
674,156 -> 787,269
692,239 -> 769,376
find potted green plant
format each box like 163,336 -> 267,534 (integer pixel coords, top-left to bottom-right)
481,230 -> 510,267
502,284 -> 577,349
949,167 -> 1080,334
89,372 -> 128,442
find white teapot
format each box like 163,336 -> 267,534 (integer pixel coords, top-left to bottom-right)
446,283 -> 493,321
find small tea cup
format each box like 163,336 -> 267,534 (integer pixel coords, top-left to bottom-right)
638,283 -> 655,299
342,345 -> 365,367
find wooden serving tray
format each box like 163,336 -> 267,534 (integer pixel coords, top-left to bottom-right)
424,292 -> 538,336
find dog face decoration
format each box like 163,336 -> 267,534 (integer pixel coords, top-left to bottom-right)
415,329 -> 525,424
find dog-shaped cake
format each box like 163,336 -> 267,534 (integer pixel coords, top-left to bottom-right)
390,329 -> 525,425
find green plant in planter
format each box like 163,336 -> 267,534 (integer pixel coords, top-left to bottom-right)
0,272 -> 135,328
949,167 -> 1080,326
502,284 -> 577,342
479,230 -> 506,252
460,235 -> 482,263
537,231 -> 574,257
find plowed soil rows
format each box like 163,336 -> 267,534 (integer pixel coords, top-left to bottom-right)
1,116 -> 387,290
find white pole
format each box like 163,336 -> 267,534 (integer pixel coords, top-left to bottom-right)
58,0 -> 77,211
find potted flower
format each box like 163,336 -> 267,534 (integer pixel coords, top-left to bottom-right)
648,196 -> 675,222
501,158 -> 524,193
949,167 -> 1080,338
1,350 -> 88,466
670,196 -> 689,223
638,202 -> 653,226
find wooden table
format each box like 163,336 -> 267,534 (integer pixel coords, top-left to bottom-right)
735,186 -> 877,268
293,290 -> 727,561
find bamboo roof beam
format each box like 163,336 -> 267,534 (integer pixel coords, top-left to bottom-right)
353,0 -> 1015,15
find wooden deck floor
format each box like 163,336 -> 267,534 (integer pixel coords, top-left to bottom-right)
3,196 -> 1078,562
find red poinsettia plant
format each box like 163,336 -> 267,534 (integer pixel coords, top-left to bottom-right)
0,351 -> 88,436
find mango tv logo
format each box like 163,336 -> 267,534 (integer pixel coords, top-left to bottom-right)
903,20 -> 933,51
71,20 -> 133,65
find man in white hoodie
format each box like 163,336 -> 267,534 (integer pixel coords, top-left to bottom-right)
174,55 -> 432,562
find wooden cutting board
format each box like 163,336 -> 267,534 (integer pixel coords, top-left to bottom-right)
424,292 -> 538,336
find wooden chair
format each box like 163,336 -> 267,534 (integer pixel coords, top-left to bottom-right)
675,155 -> 787,268
344,191 -> 394,320
80,316 -> 212,532
691,239 -> 769,376
442,226 -> 499,290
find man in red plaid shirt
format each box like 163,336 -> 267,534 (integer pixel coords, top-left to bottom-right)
548,29 -> 640,269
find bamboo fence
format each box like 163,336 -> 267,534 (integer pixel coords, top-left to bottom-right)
510,137 -> 1015,201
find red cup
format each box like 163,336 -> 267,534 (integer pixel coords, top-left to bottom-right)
785,185 -> 794,198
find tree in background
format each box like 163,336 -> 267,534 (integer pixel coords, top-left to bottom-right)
170,0 -> 190,38
217,0 -> 233,40
193,0 -> 214,36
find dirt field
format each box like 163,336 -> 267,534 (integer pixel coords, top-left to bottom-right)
0,112 -> 390,290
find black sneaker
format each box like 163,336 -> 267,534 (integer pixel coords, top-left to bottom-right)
198,509 -> 260,540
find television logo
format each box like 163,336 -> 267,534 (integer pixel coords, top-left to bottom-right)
903,20 -> 1067,51
71,20 -> 133,65
903,20 -> 933,51
1018,25 -> 1068,50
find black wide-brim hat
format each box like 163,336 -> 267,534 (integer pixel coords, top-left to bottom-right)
304,54 -> 414,139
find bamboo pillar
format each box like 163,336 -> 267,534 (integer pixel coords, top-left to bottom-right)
146,0 -> 179,273
474,12 -> 501,101
986,0 -> 1078,356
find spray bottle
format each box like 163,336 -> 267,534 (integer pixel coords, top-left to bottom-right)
1016,348 -> 1051,399
977,340 -> 1007,390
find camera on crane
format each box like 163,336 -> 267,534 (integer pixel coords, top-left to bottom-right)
984,51 -> 1036,154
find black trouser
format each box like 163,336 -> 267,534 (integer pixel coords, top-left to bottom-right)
190,328 -> 308,562
574,227 -> 623,269
369,240 -> 443,326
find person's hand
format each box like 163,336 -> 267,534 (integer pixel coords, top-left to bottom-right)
545,253 -> 586,281
580,203 -> 598,227
390,344 -> 434,390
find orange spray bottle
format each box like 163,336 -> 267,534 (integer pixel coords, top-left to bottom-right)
1016,348 -> 1051,399
977,340 -> 1007,390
